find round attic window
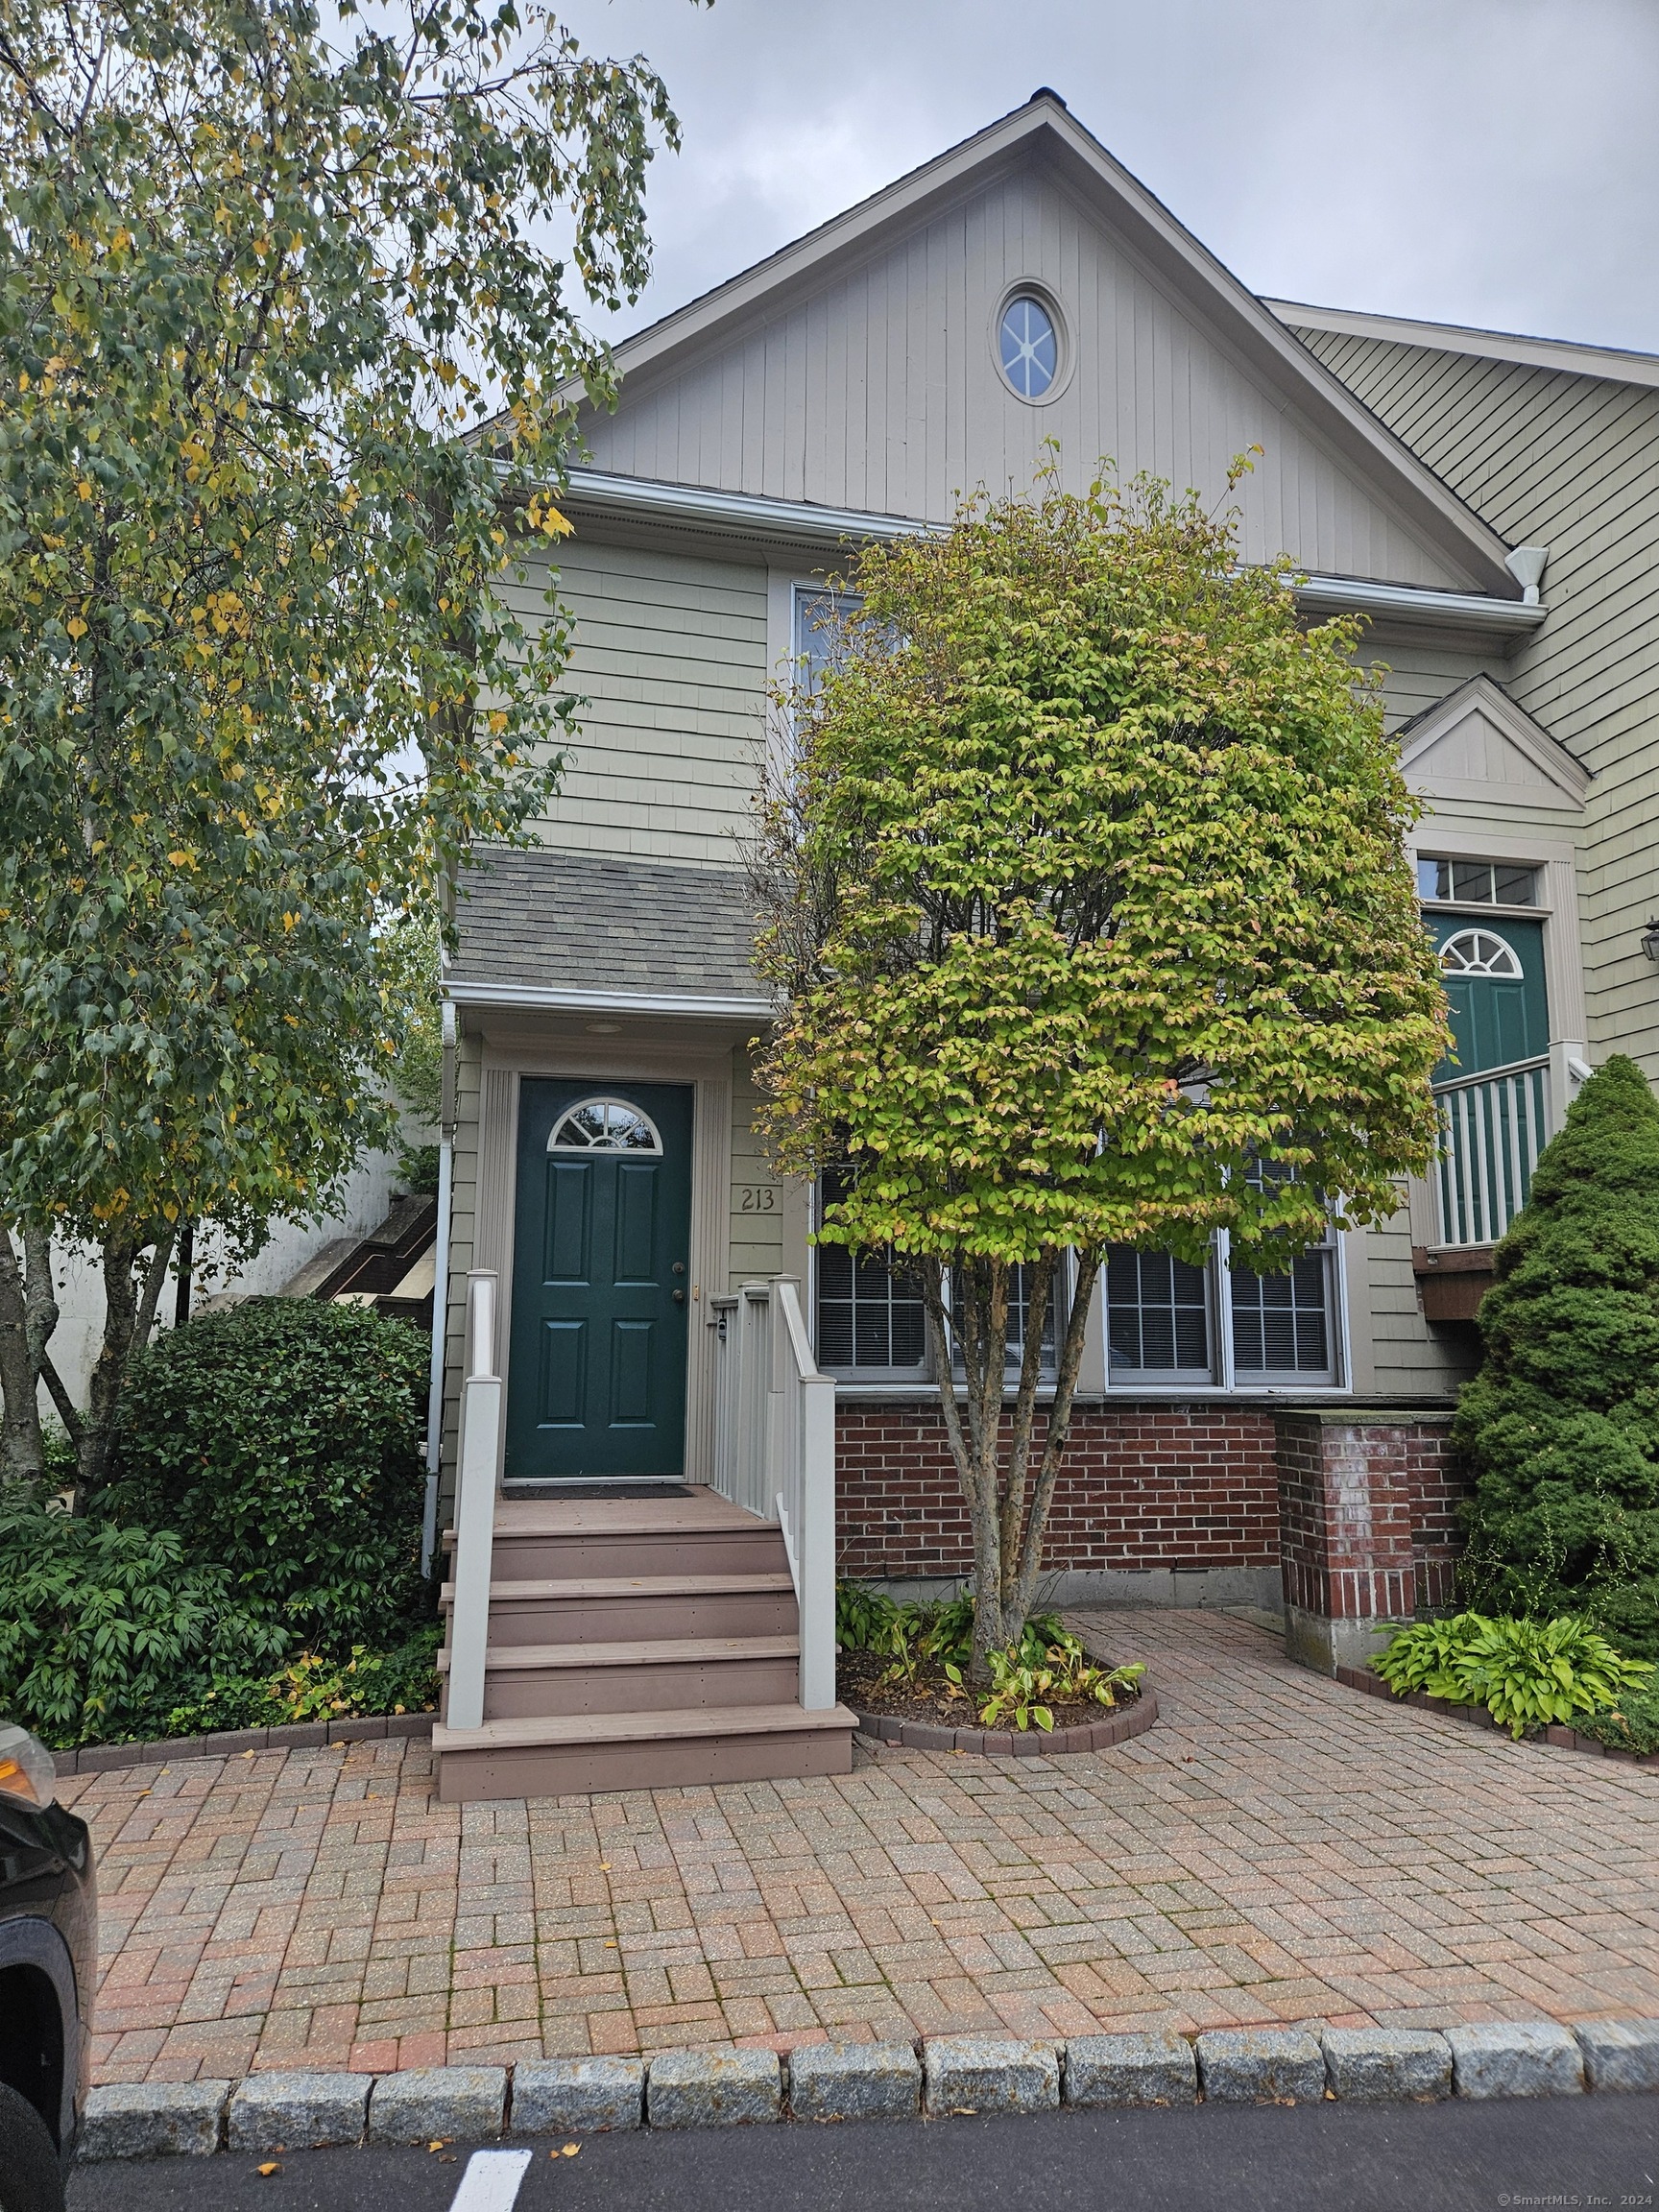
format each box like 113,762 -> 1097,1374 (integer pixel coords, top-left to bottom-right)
998,292 -> 1059,399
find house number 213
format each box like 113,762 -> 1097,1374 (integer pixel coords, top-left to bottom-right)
738,1186 -> 780,1214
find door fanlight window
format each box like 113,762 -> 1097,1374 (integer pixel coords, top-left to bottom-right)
548,1097 -> 663,1153
1439,928 -> 1523,979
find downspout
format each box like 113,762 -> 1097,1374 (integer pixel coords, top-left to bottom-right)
421,995 -> 457,1581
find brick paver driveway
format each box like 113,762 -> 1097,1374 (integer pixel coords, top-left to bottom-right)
64,1609 -> 1659,2085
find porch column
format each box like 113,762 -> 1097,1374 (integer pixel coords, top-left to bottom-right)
1273,1410 -> 1455,1675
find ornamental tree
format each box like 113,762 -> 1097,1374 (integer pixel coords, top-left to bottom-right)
0,0 -> 692,1496
1455,1055 -> 1659,1658
752,470 -> 1449,1677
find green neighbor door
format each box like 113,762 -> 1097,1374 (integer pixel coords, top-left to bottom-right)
505,1079 -> 693,1480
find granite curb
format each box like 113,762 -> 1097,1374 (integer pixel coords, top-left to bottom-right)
1333,1664 -> 1659,1767
77,2017 -> 1659,2159
854,1687 -> 1157,1757
54,1710 -> 435,1778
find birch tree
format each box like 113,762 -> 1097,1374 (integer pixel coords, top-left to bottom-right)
0,0 -> 695,1497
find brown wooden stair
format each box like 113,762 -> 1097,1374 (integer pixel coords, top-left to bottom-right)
433,1489 -> 856,1801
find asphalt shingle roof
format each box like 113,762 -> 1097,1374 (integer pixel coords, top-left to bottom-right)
452,848 -> 764,1001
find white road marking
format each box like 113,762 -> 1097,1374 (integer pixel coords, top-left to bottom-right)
445,2148 -> 536,2212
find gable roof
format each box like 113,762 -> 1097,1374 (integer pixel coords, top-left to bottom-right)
1397,676 -> 1591,810
584,91 -> 1520,600
1264,300 -> 1659,392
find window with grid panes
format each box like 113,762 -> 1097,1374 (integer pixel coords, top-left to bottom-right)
813,1174 -> 926,1375
1105,1247 -> 1213,1380
1228,1248 -> 1334,1378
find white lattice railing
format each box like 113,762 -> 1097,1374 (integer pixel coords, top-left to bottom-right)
1432,1053 -> 1551,1249
445,1269 -> 502,1732
709,1278 -> 837,1711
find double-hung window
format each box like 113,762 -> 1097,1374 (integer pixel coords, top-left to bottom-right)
1104,1229 -> 1340,1389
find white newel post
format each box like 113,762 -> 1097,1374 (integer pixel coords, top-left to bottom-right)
797,1361 -> 838,1709
445,1269 -> 501,1733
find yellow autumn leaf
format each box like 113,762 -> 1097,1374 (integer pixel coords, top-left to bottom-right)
66,616 -> 87,637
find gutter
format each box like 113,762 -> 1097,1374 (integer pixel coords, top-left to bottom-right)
445,976 -> 775,1020
558,468 -> 1544,637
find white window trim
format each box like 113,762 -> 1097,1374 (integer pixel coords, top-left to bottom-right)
1099,1228 -> 1350,1396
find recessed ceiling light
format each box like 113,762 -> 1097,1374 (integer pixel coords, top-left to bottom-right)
586,1021 -> 621,1034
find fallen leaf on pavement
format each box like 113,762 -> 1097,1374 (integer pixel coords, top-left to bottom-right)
562,2143 -> 580,2156
256,2162 -> 281,2177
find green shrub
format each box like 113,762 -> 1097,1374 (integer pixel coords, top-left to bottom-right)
161,1623 -> 444,1738
0,1486 -> 288,1747
1576,1677 -> 1659,1757
104,1296 -> 429,1647
396,1142 -> 441,1195
1455,1056 -> 1659,1657
1374,1611 -> 1653,1740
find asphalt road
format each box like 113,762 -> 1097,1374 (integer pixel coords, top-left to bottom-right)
68,2095 -> 1659,2212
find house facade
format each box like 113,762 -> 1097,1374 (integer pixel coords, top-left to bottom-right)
428,93 -> 1659,1796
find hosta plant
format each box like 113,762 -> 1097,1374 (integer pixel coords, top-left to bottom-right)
835,1581 -> 900,1652
949,1633 -> 1145,1733
1374,1612 -> 1653,1740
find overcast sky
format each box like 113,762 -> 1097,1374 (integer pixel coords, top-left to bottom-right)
555,0 -> 1659,356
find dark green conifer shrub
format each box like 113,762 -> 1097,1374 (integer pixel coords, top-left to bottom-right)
1455,1054 -> 1659,1657
104,1297 -> 429,1647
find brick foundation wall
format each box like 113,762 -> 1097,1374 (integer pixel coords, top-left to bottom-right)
835,1399 -> 1281,1580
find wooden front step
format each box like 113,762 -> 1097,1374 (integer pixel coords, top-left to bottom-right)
475,1497 -> 789,1581
432,1701 -> 857,1802
435,1485 -> 855,1803
441,1572 -> 799,1646
438,1634 -> 802,1719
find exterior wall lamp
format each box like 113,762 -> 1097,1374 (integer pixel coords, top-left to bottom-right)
1643,919 -> 1659,963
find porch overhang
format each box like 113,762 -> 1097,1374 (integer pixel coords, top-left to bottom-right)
445,978 -> 774,1022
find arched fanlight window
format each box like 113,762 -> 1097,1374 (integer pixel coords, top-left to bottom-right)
1439,928 -> 1523,979
548,1097 -> 663,1153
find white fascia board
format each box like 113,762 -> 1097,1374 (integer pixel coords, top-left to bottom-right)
562,467 -> 923,548
1264,299 -> 1659,391
446,977 -> 774,1020
561,468 -> 1545,640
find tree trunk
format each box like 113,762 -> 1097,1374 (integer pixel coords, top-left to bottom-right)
0,1218 -> 61,1482
73,1226 -> 175,1515
924,1247 -> 1104,1680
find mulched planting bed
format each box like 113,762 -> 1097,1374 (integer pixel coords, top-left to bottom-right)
838,1649 -> 1155,1757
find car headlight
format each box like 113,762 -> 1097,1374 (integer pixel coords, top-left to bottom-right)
0,1724 -> 57,1809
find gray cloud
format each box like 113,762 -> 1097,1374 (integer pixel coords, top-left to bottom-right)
557,0 -> 1659,352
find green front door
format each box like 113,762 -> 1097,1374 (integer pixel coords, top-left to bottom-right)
505,1079 -> 693,1479
1431,914 -> 1548,1076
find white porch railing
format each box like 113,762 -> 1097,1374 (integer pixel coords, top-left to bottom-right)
709,1278 -> 837,1712
445,1269 -> 502,1732
1432,1053 -> 1551,1248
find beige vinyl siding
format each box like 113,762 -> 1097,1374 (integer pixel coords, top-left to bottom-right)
499,538 -> 769,871
582,165 -> 1479,592
1361,1214 -> 1477,1399
729,1050 -> 785,1286
1295,325 -> 1659,1078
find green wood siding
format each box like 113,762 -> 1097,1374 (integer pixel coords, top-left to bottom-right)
1294,325 -> 1659,1079
498,537 -> 769,871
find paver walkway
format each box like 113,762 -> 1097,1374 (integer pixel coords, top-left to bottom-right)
63,1609 -> 1659,2085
